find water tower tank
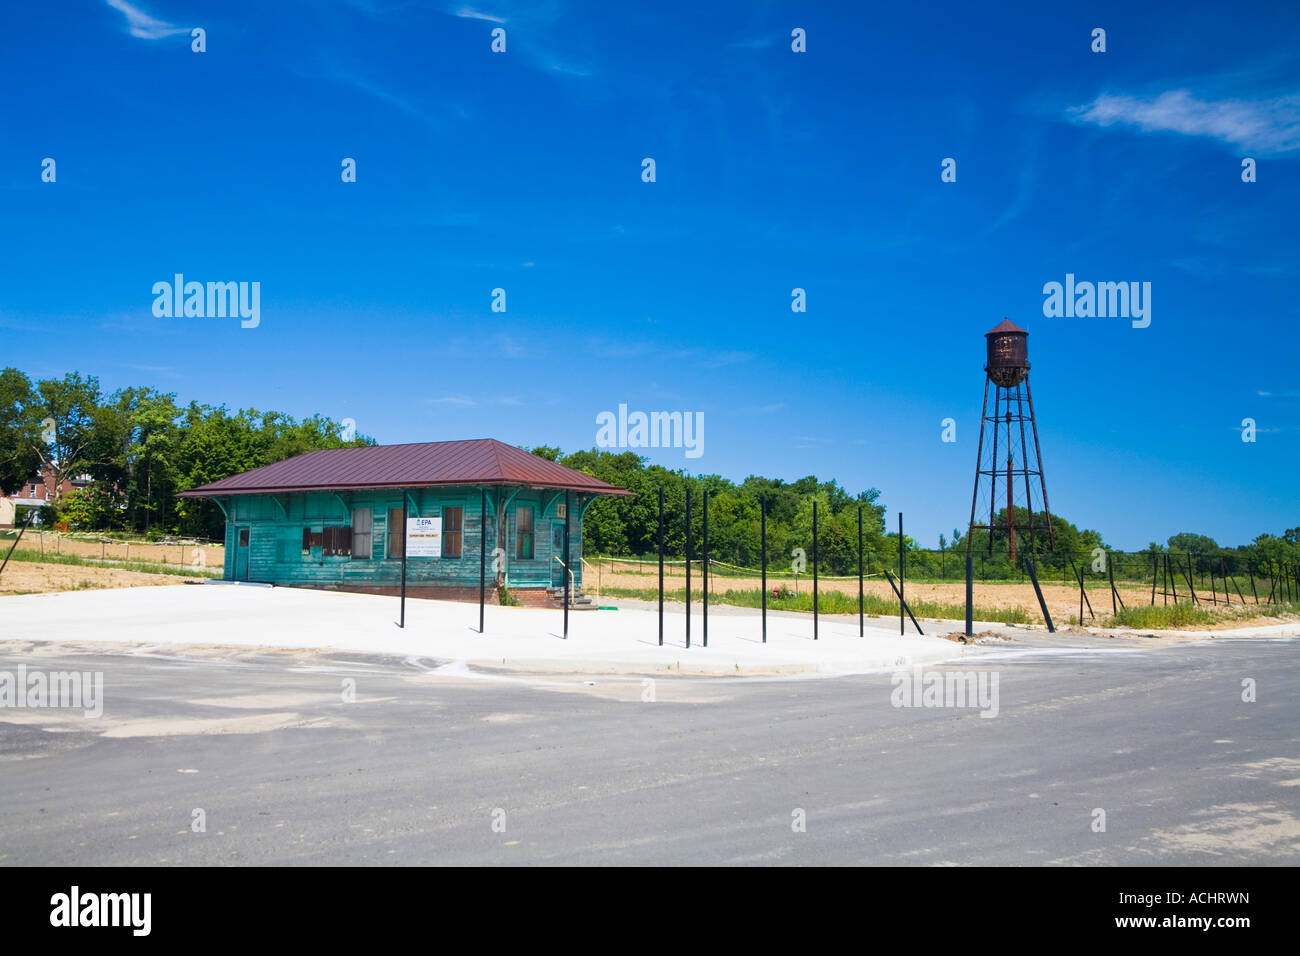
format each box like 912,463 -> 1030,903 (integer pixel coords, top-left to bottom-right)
985,318 -> 1029,387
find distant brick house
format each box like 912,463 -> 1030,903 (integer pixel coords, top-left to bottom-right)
0,468 -> 91,526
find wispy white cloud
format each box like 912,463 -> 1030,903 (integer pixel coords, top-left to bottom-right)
104,0 -> 188,39
429,395 -> 478,407
1069,89 -> 1300,154
453,6 -> 507,24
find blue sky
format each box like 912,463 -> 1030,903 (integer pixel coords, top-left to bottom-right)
2,0 -> 1297,549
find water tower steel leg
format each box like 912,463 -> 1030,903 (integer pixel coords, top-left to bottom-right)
988,386 -> 1001,556
1024,376 -> 1054,547
966,377 -> 990,559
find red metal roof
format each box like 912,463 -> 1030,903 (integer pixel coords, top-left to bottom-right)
177,439 -> 633,498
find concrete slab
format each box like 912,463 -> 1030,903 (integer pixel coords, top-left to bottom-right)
0,584 -> 979,677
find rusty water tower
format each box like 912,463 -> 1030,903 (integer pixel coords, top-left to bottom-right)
966,319 -> 1054,563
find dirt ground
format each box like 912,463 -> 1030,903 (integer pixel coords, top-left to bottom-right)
1,532 -> 223,568
587,561 -> 1282,629
0,561 -> 210,596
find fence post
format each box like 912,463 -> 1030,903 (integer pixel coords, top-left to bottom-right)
897,512 -> 904,636
858,507 -> 864,638
685,485 -> 691,650
965,554 -> 973,638
702,489 -> 709,648
761,495 -> 767,644
657,487 -> 664,647
813,500 -> 819,641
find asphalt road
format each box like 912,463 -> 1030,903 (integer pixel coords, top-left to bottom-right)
1,634 -> 1296,865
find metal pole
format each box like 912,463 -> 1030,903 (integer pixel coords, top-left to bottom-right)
883,570 -> 923,634
1025,557 -> 1055,632
898,512 -> 904,636
1151,551 -> 1157,605
0,511 -> 36,578
399,493 -> 408,628
479,488 -> 486,633
1249,566 -> 1258,604
812,500 -> 819,641
1184,553 -> 1198,605
702,489 -> 709,648
987,387 -> 1000,556
966,377 -> 990,560
1108,552 -> 1118,614
858,506 -> 864,637
658,486 -> 664,647
1024,376 -> 1054,547
685,485 -> 691,649
563,489 -> 570,639
1168,554 -> 1178,604
761,495 -> 767,644
965,554 -> 973,638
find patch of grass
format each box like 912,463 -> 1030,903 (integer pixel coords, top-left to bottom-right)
600,585 -> 1031,625
0,548 -> 221,578
497,586 -> 520,607
1107,599 -> 1300,629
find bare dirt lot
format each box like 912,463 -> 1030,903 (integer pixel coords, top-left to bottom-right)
1,532 -> 223,568
0,561 -> 210,595
588,560 -> 1284,629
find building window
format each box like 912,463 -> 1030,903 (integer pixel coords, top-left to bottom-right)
352,508 -> 372,560
387,507 -> 405,558
238,528 -> 250,547
516,506 -> 534,559
322,526 -> 352,557
442,507 -> 463,558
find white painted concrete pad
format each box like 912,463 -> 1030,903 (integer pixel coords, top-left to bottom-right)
0,584 -> 977,677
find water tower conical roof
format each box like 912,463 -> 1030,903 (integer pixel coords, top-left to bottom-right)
985,318 -> 1027,337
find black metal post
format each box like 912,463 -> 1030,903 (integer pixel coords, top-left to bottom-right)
685,485 -> 691,649
812,500 -> 819,641
479,488 -> 486,633
702,489 -> 709,648
858,506 -> 864,637
657,486 -> 664,647
1151,551 -> 1158,605
898,512 -> 904,636
1249,566 -> 1258,604
399,493 -> 408,628
563,489 -> 571,639
761,495 -> 767,644
965,554 -> 974,637
883,570 -> 923,635
1109,552 -> 1118,614
1025,557 -> 1055,632
0,510 -> 35,578
1184,553 -> 1198,605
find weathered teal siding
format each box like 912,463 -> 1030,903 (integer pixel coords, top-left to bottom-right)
217,486 -> 587,591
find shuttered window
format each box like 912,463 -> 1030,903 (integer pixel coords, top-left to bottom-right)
442,507 -> 463,558
516,506 -> 534,559
387,508 -> 404,558
352,507 -> 372,560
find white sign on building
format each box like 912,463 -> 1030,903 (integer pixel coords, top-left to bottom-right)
406,516 -> 442,557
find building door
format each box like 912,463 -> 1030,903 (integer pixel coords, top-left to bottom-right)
551,522 -> 566,587
234,526 -> 250,580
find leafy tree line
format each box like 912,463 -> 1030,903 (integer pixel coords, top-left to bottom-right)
3,368 -> 1295,579
1,368 -> 374,539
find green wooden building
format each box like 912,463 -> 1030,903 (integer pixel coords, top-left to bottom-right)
177,439 -> 630,603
